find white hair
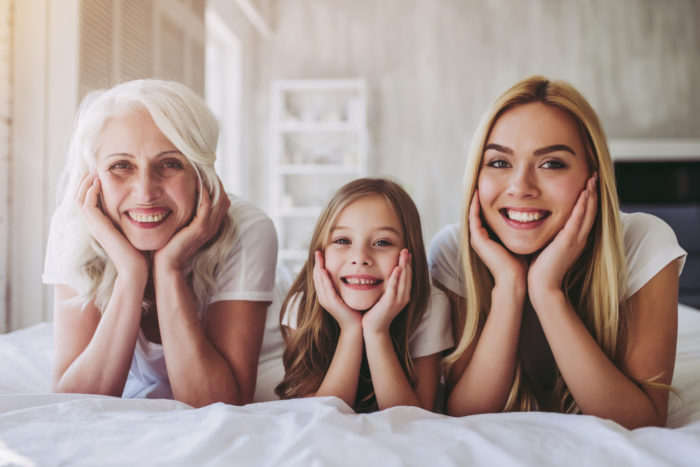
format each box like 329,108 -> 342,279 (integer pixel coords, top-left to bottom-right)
53,79 -> 236,315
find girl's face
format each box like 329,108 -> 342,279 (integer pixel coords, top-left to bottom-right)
323,195 -> 405,311
477,102 -> 592,256
95,108 -> 198,251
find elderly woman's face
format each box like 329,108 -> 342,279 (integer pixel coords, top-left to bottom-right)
95,108 -> 198,251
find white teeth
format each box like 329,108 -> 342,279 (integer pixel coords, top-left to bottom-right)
506,210 -> 545,223
345,278 -> 379,285
128,212 -> 166,223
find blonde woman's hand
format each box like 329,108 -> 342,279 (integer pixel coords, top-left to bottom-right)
469,191 -> 528,292
313,250 -> 363,331
153,178 -> 230,274
528,173 -> 598,306
361,249 -> 412,335
77,172 -> 148,280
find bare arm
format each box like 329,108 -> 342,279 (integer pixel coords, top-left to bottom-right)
52,278 -> 145,396
531,261 -> 680,428
154,268 -> 268,407
53,173 -> 149,396
446,192 -> 528,416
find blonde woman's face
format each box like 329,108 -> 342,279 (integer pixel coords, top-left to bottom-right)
323,195 -> 405,311
477,102 -> 591,255
95,109 -> 198,251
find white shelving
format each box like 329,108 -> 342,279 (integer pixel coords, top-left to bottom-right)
270,79 -> 368,273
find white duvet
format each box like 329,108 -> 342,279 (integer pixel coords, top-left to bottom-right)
1,304 -> 699,466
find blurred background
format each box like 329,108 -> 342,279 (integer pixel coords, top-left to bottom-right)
1,0 -> 699,331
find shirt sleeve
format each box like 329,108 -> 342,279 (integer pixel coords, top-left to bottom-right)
408,284 -> 455,358
208,197 -> 279,304
622,211 -> 687,300
428,223 -> 465,297
280,293 -> 301,328
42,213 -> 70,285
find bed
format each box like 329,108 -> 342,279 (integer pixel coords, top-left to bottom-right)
0,301 -> 698,466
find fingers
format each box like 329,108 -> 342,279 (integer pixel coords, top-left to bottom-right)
562,172 -> 598,243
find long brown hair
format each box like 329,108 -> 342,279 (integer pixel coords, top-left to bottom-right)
275,178 -> 430,412
445,76 -> 628,412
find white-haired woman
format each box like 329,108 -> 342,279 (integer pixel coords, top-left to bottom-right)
44,79 -> 277,407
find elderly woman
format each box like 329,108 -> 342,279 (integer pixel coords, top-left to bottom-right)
43,79 -> 277,407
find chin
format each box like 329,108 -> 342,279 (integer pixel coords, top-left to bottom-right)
342,295 -> 380,312
125,235 -> 169,252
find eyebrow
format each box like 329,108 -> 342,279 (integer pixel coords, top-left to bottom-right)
331,225 -> 402,236
484,143 -> 576,156
102,150 -> 183,159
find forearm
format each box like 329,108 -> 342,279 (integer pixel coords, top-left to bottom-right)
533,291 -> 667,428
314,325 -> 364,408
447,285 -> 523,416
363,331 -> 423,409
54,275 -> 145,396
154,268 -> 243,407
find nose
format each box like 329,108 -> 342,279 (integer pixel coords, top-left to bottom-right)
350,245 -> 372,266
132,168 -> 162,202
505,166 -> 539,198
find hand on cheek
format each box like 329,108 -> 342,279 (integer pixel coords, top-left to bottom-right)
77,172 -> 147,278
362,249 -> 412,335
153,178 -> 230,273
528,173 -> 598,306
469,190 -> 528,292
313,250 -> 362,330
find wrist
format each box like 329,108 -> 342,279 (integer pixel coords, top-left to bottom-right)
529,287 -> 567,313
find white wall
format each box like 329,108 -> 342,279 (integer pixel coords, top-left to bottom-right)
246,0 -> 700,243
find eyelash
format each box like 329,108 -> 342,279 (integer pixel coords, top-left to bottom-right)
329,238 -> 394,247
484,159 -> 567,169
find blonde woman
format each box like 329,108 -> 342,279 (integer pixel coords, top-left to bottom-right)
429,76 -> 686,428
276,178 -> 453,412
44,79 -> 277,407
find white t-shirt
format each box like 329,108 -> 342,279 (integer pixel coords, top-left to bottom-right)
43,194 -> 278,399
281,284 -> 454,358
428,211 -> 687,300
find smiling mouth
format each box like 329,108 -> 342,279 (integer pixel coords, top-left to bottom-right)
342,277 -> 382,286
127,211 -> 170,223
501,209 -> 550,223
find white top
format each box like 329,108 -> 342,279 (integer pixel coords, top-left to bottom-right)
43,194 -> 278,399
281,284 -> 454,358
428,211 -> 687,300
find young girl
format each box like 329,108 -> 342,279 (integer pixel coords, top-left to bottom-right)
275,178 -> 453,412
44,79 -> 277,407
429,76 -> 687,428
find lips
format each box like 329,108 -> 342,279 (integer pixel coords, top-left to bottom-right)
126,209 -> 171,226
341,275 -> 383,289
500,208 -> 550,224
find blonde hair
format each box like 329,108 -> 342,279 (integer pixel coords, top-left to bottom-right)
445,76 -> 628,412
52,79 -> 236,316
275,178 -> 430,412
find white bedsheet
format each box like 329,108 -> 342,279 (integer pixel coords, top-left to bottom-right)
1,304 -> 699,466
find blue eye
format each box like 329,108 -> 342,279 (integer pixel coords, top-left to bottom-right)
332,237 -> 350,245
159,159 -> 184,174
373,239 -> 392,247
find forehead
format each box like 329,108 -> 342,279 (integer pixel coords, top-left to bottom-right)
333,194 -> 402,231
97,109 -> 176,158
487,102 -> 584,150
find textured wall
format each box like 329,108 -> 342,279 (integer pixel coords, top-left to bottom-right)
251,0 -> 700,242
0,0 -> 11,332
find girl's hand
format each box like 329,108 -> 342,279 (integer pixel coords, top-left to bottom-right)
528,173 -> 598,304
153,178 -> 231,274
362,249 -> 412,334
76,172 -> 148,278
313,250 -> 363,330
469,191 -> 528,291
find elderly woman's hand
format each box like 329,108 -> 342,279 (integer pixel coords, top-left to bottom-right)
77,172 -> 149,281
152,178 -> 231,274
